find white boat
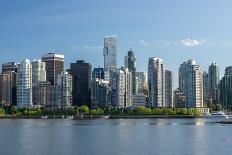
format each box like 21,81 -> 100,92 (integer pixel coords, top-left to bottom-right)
67,115 -> 73,119
103,115 -> 110,119
209,111 -> 229,119
41,115 -> 48,119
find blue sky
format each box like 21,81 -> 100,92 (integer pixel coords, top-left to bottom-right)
1,0 -> 232,87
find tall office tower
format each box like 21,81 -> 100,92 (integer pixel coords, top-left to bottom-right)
33,81 -> 56,107
148,58 -> 165,107
124,49 -> 137,94
92,79 -> 111,107
1,71 -> 17,106
180,60 -> 203,108
70,60 -> 92,107
42,53 -> 64,86
56,71 -> 72,108
136,72 -> 146,94
103,35 -> 117,81
178,62 -> 187,93
92,68 -> 105,80
112,67 -> 132,108
174,88 -> 186,108
220,66 -> 232,109
165,70 -> 173,108
225,66 -> 232,76
2,62 -> 18,73
208,63 -> 220,104
202,71 -> 209,103
17,59 -> 33,108
31,59 -> 46,85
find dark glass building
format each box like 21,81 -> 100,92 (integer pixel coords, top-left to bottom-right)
70,60 -> 92,107
220,67 -> 232,109
42,53 -> 64,86
124,49 -> 136,94
2,62 -> 18,73
92,68 -> 105,80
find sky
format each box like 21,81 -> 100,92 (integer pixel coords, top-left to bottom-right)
1,0 -> 232,87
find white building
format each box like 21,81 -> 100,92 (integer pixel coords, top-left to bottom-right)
148,58 -> 165,107
56,71 -> 72,108
112,67 -> 132,108
31,59 -> 46,85
103,35 -> 118,81
17,59 -> 33,108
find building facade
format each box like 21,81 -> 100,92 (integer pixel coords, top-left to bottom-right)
17,59 -> 33,108
2,62 -> 18,73
56,71 -> 72,108
70,60 -> 92,107
31,59 -> 46,85
112,67 -> 132,108
208,63 -> 220,104
136,72 -> 146,94
33,81 -> 56,107
165,70 -> 173,108
124,49 -> 137,94
148,58 -> 165,107
220,67 -> 232,109
179,60 -> 203,108
42,53 -> 64,86
1,71 -> 17,106
92,79 -> 111,107
103,35 -> 117,81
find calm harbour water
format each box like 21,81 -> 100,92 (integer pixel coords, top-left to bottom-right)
0,118 -> 231,155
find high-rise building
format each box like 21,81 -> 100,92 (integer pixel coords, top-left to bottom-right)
178,62 -> 187,93
42,53 -> 64,86
148,58 -> 165,107
70,60 -> 92,107
33,81 -> 56,107
179,60 -> 203,108
1,71 -> 17,106
92,79 -> 111,107
92,68 -> 105,80
103,35 -> 117,81
31,59 -> 46,85
124,49 -> 136,94
136,72 -> 147,94
112,67 -> 132,108
2,62 -> 18,73
225,66 -> 232,76
220,66 -> 232,109
208,63 -> 220,103
17,59 -> 33,108
202,71 -> 209,103
165,70 -> 173,108
220,76 -> 232,109
56,71 -> 72,108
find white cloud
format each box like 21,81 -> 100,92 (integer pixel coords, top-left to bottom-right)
180,38 -> 206,47
138,40 -> 149,46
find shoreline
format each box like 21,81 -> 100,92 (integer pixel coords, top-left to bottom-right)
0,115 -> 199,119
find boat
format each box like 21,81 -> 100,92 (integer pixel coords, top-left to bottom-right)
103,115 -> 110,119
41,115 -> 48,119
67,115 -> 73,119
208,111 -> 229,119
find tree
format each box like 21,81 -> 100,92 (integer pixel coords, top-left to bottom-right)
78,105 -> 90,114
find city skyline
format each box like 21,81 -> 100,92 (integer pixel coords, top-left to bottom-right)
1,1 -> 232,87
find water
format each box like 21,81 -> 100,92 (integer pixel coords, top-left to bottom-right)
0,118 -> 231,155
